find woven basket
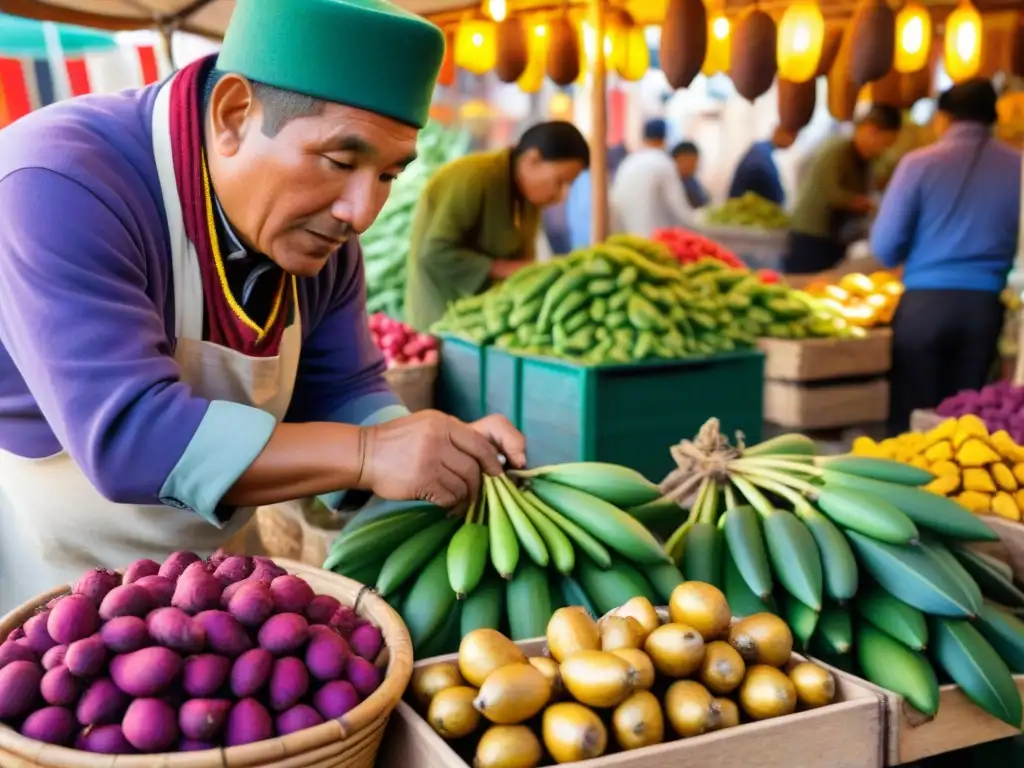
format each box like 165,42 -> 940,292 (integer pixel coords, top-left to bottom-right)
0,560 -> 412,768
384,362 -> 437,412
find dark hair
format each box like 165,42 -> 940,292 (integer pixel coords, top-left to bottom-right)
858,104 -> 903,132
205,69 -> 325,138
937,78 -> 998,126
644,119 -> 667,141
512,121 -> 590,166
671,141 -> 699,157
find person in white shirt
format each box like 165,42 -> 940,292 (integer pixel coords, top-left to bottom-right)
611,119 -> 695,236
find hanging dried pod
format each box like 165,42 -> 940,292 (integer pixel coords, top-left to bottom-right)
868,65 -> 931,109
778,78 -> 817,132
729,8 -> 777,102
849,0 -> 895,86
547,15 -> 581,86
827,24 -> 858,121
660,0 -> 707,88
495,16 -> 529,82
816,26 -> 843,77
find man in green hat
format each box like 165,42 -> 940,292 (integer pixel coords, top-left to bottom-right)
0,0 -> 525,612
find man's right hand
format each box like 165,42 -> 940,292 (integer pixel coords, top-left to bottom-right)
359,410 -> 525,508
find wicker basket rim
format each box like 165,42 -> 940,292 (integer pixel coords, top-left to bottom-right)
0,560 -> 412,768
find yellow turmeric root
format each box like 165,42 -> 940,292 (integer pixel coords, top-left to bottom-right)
956,438 -> 1001,468
956,490 -> 992,514
963,468 -> 997,493
924,475 -> 960,496
991,431 -> 1024,463
924,441 -> 954,463
991,463 -> 1019,493
930,460 -> 961,478
953,414 -> 990,448
991,491 -> 1022,522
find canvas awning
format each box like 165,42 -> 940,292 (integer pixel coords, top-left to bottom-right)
0,11 -> 117,57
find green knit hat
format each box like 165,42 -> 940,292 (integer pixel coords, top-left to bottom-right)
217,0 -> 445,128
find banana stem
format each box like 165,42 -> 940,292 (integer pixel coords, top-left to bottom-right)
731,457 -> 823,477
729,474 -> 776,519
723,482 -> 738,512
736,471 -> 817,519
664,517 -> 694,562
728,463 -> 820,497
699,478 -> 720,524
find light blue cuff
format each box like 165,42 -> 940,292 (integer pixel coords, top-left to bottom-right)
318,401 -> 411,510
158,401 -> 277,527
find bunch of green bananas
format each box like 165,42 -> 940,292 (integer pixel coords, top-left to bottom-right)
322,463 -> 687,657
653,420 -> 1024,726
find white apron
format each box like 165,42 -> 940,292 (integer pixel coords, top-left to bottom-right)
0,74 -> 301,615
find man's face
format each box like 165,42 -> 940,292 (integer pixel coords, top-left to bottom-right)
856,125 -> 900,160
517,149 -> 586,207
207,76 -> 418,277
675,152 -> 698,179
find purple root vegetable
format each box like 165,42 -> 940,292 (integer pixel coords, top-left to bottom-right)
328,606 -> 360,638
122,698 -> 179,753
269,575 -> 315,614
305,630 -> 351,682
21,706 -> 78,746
258,613 -> 310,656
305,595 -> 341,625
268,657 -> 309,712
24,611 -> 58,655
213,556 -> 253,585
227,581 -> 275,628
0,640 -> 38,669
146,607 -> 206,654
276,704 -> 324,736
98,584 -> 153,621
47,594 -> 100,645
252,557 -> 288,579
220,579 -> 251,608
8,627 -> 25,641
309,624 -> 341,640
172,571 -> 224,615
40,665 -> 81,706
348,623 -> 384,662
194,611 -> 252,657
225,698 -> 273,747
71,568 -> 121,604
158,551 -> 202,582
181,560 -> 217,580
178,699 -> 232,741
109,646 -> 182,697
207,549 -> 230,568
41,645 -> 67,671
100,616 -> 150,653
76,724 -> 135,754
182,654 -> 232,698
346,655 -> 382,697
179,739 -> 217,751
0,660 -> 43,718
65,634 -> 108,678
230,648 -> 274,698
77,678 -> 129,726
133,575 -> 175,608
122,559 -> 161,584
313,680 -> 360,720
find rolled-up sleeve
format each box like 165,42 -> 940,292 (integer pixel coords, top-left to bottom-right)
870,159 -> 920,268
0,169 -> 276,524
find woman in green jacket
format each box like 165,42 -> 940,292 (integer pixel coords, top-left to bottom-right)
404,121 -> 589,330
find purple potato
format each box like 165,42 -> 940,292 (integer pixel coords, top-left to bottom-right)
133,575 -> 175,608
40,665 -> 81,706
146,607 -> 206,654
268,656 -> 309,712
182,653 -> 231,698
275,704 -> 324,736
0,660 -> 43,718
71,568 -> 121,603
225,698 -> 273,747
100,616 -> 150,653
194,610 -> 252,657
109,646 -> 182,697
98,584 -> 153,621
75,724 -> 135,754
122,559 -> 161,584
122,698 -> 178,753
65,634 -> 107,677
158,551 -> 201,582
178,698 -> 232,741
77,677 -> 129,725
24,611 -> 58,655
230,648 -> 273,698
313,680 -> 360,719
258,613 -> 309,656
305,629 -> 350,681
20,706 -> 77,746
227,581 -> 274,628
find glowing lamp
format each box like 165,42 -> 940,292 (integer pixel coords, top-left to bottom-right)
702,14 -> 731,74
777,1 -> 825,83
944,0 -> 981,82
616,24 -> 650,80
487,0 -> 507,22
518,22 -> 548,92
455,17 -> 497,75
894,2 -> 932,73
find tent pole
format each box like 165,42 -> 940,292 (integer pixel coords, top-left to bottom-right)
41,20 -> 69,101
588,0 -> 609,243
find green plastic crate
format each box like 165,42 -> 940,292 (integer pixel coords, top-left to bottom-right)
435,335 -> 519,424
503,349 -> 765,483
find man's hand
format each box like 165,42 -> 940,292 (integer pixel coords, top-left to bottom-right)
360,411 -> 526,508
490,258 -> 534,281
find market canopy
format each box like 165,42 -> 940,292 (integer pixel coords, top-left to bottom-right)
0,12 -> 117,57
1,0 -> 1021,37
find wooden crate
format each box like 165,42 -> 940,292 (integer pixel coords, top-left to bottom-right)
981,516 -> 1024,601
764,378 -> 889,430
910,409 -> 946,433
378,640 -> 885,768
758,330 -> 893,382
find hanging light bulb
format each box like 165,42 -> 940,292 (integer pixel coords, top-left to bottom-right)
702,15 -> 731,75
894,2 -> 932,73
944,0 -> 981,82
518,21 -> 548,92
487,0 -> 507,23
616,24 -> 650,80
454,15 -> 498,75
777,1 -> 825,83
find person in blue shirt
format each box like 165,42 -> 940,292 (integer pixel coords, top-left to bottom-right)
728,126 -> 796,205
871,79 -> 1022,435
566,144 -> 628,250
671,141 -> 710,208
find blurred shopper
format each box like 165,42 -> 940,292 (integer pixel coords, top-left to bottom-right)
611,119 -> 696,236
784,105 -> 903,274
871,79 -> 1022,435
728,126 -> 796,206
566,144 -> 628,250
672,141 -> 710,209
404,121 -> 589,330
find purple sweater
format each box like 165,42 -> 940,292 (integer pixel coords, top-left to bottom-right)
0,83 -> 405,522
